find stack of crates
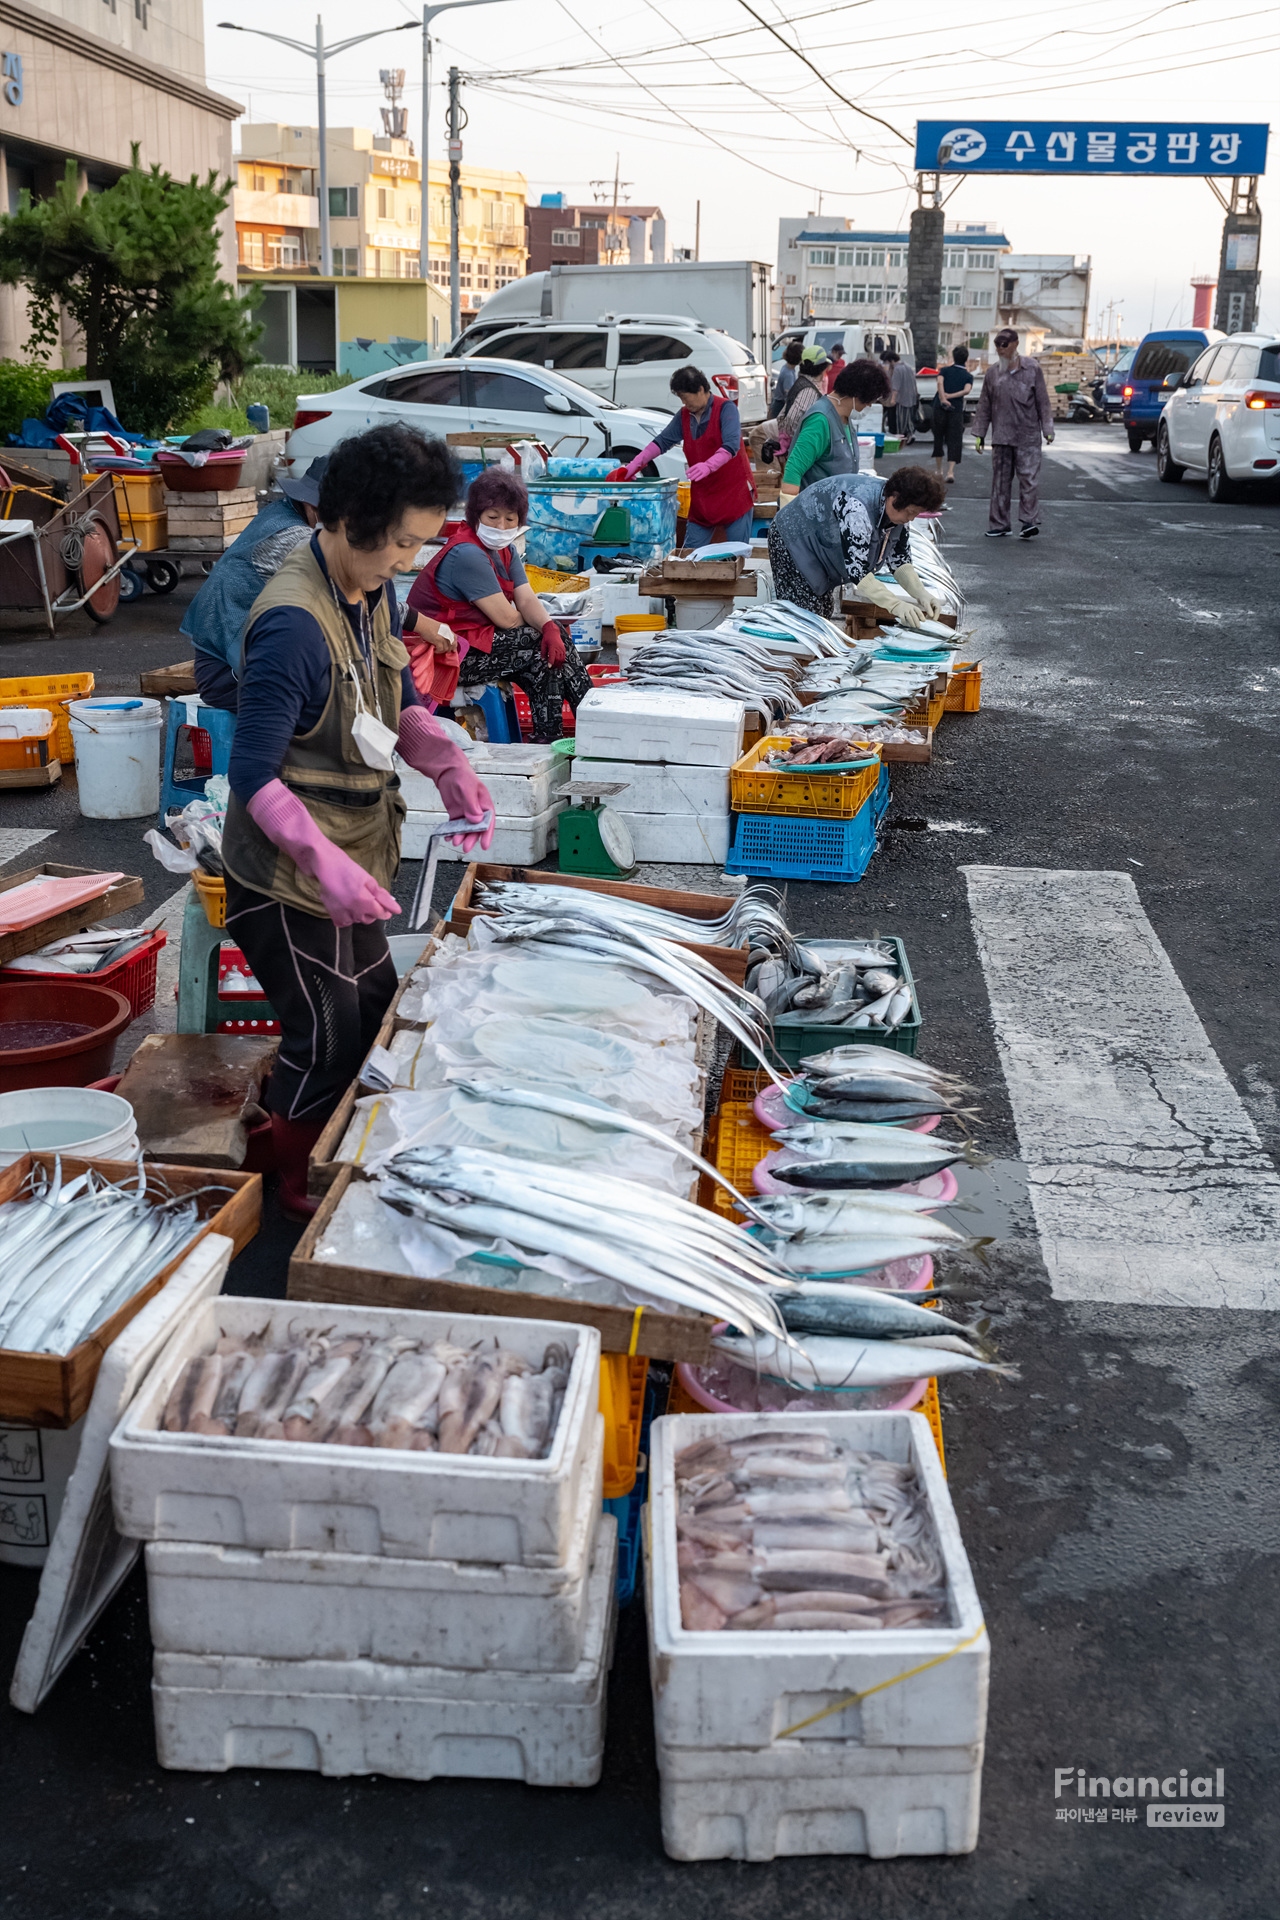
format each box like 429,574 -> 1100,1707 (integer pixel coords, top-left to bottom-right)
726,735 -> 890,883
0,671 -> 93,766
109,1299 -> 618,1786
95,471 -> 168,552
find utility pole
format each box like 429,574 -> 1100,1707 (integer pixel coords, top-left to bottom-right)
448,65 -> 463,340
417,1 -> 515,286
694,199 -> 701,262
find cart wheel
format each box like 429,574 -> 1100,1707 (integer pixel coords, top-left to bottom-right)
145,556 -> 181,595
81,522 -> 121,624
118,564 -> 146,604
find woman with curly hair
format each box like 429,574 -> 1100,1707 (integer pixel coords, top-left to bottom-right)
222,423 -> 494,1218
406,466 -> 592,741
766,464 -> 946,621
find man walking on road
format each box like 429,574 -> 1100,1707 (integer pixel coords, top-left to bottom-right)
973,327 -> 1054,538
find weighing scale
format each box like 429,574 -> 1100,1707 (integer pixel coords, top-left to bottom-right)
557,779 -> 637,878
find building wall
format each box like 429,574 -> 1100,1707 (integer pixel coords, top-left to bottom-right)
998,255 -> 1092,350
778,217 -> 1012,350
423,161 -> 528,314
238,274 -> 450,374
0,0 -> 240,359
525,202 -> 663,275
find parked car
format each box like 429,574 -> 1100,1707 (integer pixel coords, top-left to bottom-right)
1121,329 -> 1221,451
1156,333 -> 1280,502
1102,346 -> 1135,420
452,319 -> 768,424
285,358 -> 682,481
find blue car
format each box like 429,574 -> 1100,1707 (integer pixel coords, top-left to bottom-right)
1123,329 -> 1221,451
1102,346 -> 1135,420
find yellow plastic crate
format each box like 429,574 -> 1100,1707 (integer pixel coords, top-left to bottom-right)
123,509 -> 169,553
192,870 -> 227,927
0,671 -> 94,765
599,1351 -> 649,1498
943,661 -> 982,714
526,564 -> 588,593
91,470 -> 166,517
903,692 -> 946,730
731,734 -> 882,820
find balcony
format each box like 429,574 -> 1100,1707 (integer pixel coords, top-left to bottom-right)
232,189 -> 319,231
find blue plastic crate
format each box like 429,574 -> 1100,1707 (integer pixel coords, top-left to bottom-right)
871,761 -> 890,824
726,781 -> 881,882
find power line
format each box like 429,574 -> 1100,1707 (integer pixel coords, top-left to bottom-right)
731,0 -> 911,147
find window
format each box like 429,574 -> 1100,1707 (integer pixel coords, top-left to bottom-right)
408,202 -> 419,226
1201,345 -> 1239,389
854,248 -> 884,268
944,249 -> 967,269
494,263 -> 519,284
432,195 -> 449,227
332,248 -> 360,276
329,186 -> 357,218
808,247 -> 835,266
550,228 -> 581,247
1259,346 -> 1280,383
1227,348 -> 1259,382
1002,277 -> 1016,303
268,235 -> 301,269
476,264 -> 491,289
887,249 -> 904,268
1132,337 -> 1200,382
469,369 -> 577,415
428,257 -> 449,287
941,286 -> 962,307
239,230 -> 264,269
967,251 -> 995,270
785,273 -> 796,287
377,249 -> 399,278
617,332 -> 691,364
495,330 -> 608,370
969,289 -> 994,308
378,189 -> 390,220
837,248 -> 854,267
368,367 -> 464,405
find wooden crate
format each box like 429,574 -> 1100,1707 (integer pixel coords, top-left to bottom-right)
0,1155 -> 261,1427
164,486 -> 257,509
140,660 -> 199,698
289,1162 -> 715,1364
0,864 -> 144,967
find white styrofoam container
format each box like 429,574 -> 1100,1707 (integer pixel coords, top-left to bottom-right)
573,687 -> 746,769
573,757 -> 730,816
402,800 -> 564,863
599,576 -> 662,624
110,1299 -> 601,1568
646,1411 -> 987,1753
656,1735 -> 983,1861
144,1432 -> 603,1671
616,811 -> 730,866
394,746 -> 568,819
151,1516 -> 617,1784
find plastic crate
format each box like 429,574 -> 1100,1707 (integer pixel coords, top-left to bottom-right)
903,691 -> 946,730
731,735 -> 882,820
770,935 -> 920,1067
599,1351 -> 649,1498
93,470 -> 166,515
526,565 -> 589,593
123,509 -> 169,553
943,662 -> 982,714
0,710 -> 58,770
603,1366 -> 667,1606
0,671 -> 94,765
510,661 -> 621,741
192,870 -> 226,927
0,928 -> 166,1019
214,944 -> 280,1035
726,790 -> 878,883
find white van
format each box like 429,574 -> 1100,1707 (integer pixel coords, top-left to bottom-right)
454,316 -> 769,423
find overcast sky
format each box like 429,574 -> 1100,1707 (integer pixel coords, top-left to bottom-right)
205,0 -> 1279,338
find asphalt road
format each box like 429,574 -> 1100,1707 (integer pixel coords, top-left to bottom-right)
1,426 -> 1278,1919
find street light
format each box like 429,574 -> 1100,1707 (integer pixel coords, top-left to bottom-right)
417,1 -> 515,291
220,14 -> 418,276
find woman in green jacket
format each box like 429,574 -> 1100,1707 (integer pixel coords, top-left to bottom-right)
779,360 -> 892,499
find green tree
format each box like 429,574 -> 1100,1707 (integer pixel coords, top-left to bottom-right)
0,149 -> 258,436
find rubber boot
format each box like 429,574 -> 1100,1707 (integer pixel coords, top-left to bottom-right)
270,1112 -> 326,1222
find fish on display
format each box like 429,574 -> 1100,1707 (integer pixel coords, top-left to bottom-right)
712,1328 -> 1014,1388
768,1276 -> 989,1344
766,1128 -> 975,1189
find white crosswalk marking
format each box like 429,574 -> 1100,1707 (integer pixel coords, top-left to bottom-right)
963,865 -> 1280,1308
0,828 -> 55,867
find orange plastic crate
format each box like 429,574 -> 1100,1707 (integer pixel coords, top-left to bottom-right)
903,692 -> 947,730
599,1351 -> 649,1497
0,711 -> 58,770
943,661 -> 982,713
731,734 -> 882,820
0,671 -> 93,765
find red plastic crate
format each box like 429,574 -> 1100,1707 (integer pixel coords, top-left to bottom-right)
0,929 -> 166,1021
191,726 -> 213,774
509,663 -> 623,740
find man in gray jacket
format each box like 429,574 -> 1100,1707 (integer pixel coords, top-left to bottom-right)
972,328 -> 1055,538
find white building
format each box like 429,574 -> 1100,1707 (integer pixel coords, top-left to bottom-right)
998,256 -> 1092,352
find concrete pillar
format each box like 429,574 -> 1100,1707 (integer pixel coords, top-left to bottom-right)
906,204 -> 944,370
651,216 -> 666,263
1214,209 -> 1261,333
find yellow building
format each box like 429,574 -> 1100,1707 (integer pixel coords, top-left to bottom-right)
422,162 -> 527,317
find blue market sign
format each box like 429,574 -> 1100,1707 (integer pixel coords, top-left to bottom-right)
915,121 -> 1269,176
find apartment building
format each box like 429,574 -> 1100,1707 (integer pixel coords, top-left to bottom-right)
0,0 -> 239,359
233,157 -> 319,274
777,217 -> 1046,353
422,163 -> 529,316
525,196 -> 666,274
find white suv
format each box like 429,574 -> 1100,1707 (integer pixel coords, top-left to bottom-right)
1156,333 -> 1280,502
453,318 -> 768,424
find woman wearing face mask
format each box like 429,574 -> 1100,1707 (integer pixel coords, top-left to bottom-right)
406,468 -> 591,741
222,424 -> 495,1219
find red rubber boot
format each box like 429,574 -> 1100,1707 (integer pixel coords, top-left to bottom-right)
270,1112 -> 326,1222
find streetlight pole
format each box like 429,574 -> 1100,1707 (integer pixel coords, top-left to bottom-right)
448,65 -> 462,342
219,14 -> 417,277
417,0 -> 515,286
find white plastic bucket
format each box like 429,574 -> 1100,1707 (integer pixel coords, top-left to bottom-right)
0,1086 -> 138,1165
68,697 -> 162,818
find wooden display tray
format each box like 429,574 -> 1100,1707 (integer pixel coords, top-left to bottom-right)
0,864 -> 144,967
289,1162 -> 715,1365
656,551 -> 744,582
0,762 -> 61,789
0,1155 -> 261,1427
446,864 -> 749,985
139,660 -> 199,698
640,571 -> 757,599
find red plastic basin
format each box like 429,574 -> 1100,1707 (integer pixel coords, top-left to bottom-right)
0,981 -> 133,1091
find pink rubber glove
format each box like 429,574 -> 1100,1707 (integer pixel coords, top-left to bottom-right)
247,779 -> 399,926
620,440 -> 660,481
540,621 -> 567,668
397,706 -> 495,853
687,445 -> 735,484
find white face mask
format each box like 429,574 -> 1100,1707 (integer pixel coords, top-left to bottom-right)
475,521 -> 527,551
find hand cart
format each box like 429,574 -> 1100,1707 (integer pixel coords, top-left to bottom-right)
0,469 -> 138,631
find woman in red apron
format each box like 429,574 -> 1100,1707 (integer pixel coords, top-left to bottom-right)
406,469 -> 591,741
608,365 -> 755,547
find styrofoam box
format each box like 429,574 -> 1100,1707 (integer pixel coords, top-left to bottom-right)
151,1516 -> 617,1784
110,1299 -> 601,1567
574,757 -> 730,817
573,687 -> 746,768
393,745 -> 568,819
617,811 -> 730,866
144,1432 -> 603,1671
656,1735 -> 983,1861
402,801 -> 564,864
646,1411 -> 988,1753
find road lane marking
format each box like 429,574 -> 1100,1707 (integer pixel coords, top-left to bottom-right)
0,828 -> 55,867
963,865 -> 1280,1308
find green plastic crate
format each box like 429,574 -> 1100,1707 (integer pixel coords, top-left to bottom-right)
751,934 -> 921,1068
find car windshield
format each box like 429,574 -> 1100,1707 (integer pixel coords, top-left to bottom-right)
1259,345 -> 1280,383
1132,338 -> 1201,382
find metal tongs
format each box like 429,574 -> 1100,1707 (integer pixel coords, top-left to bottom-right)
408,810 -> 493,932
